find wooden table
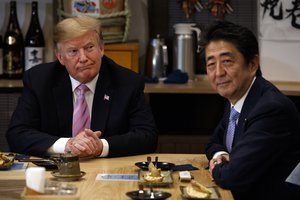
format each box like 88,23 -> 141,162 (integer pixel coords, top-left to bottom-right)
0,153 -> 234,200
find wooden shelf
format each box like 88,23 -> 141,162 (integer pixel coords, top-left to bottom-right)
145,79 -> 300,96
1,78 -> 300,96
145,79 -> 215,94
0,79 -> 23,89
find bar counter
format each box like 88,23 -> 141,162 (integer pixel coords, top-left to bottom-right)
1,79 -> 300,96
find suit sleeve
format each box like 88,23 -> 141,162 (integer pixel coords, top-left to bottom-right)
211,99 -> 298,192
205,105 -> 230,160
6,71 -> 59,157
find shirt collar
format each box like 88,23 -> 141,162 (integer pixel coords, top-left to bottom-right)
70,74 -> 99,94
231,76 -> 256,113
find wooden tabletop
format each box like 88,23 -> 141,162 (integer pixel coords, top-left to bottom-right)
0,153 -> 234,200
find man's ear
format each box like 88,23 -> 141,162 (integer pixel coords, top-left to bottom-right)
55,50 -> 65,66
99,42 -> 104,58
250,55 -> 259,75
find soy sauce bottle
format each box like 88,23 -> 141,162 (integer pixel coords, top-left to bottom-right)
25,1 -> 45,71
3,1 -> 24,79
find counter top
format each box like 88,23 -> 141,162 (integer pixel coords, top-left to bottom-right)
145,79 -> 300,96
1,78 -> 300,96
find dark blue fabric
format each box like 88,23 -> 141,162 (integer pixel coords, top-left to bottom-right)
164,70 -> 188,84
172,164 -> 198,171
144,76 -> 159,83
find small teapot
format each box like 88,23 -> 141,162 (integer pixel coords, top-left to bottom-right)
50,152 -> 81,176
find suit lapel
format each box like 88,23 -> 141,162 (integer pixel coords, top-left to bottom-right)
234,77 -> 263,144
91,62 -> 114,136
52,69 -> 73,137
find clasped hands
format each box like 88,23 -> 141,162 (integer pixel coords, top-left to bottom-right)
209,153 -> 229,174
65,129 -> 103,158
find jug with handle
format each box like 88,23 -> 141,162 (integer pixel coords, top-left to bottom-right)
173,23 -> 201,80
145,34 -> 168,78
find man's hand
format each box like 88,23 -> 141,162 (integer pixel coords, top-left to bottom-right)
209,153 -> 230,174
65,129 -> 103,157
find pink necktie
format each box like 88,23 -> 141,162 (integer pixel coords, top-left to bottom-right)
72,84 -> 90,137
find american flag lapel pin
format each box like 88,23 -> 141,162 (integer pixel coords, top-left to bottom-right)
104,94 -> 110,101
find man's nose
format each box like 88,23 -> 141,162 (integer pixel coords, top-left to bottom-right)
216,62 -> 225,76
78,49 -> 88,62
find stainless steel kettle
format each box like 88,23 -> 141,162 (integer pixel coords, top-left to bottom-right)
145,34 -> 168,78
173,23 -> 201,80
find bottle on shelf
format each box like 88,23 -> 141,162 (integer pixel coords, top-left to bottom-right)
3,1 -> 24,79
0,35 -> 3,78
25,1 -> 45,71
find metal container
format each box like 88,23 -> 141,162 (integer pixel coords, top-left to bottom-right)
173,23 -> 201,80
145,34 -> 168,78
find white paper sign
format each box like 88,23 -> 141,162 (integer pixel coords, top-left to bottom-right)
96,173 -> 138,181
259,0 -> 300,41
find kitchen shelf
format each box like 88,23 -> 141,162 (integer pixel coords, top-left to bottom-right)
2,78 -> 300,96
145,79 -> 300,96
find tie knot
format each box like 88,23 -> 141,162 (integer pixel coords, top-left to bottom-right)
230,107 -> 240,121
77,84 -> 89,95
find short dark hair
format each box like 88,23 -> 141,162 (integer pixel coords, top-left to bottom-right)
200,20 -> 262,76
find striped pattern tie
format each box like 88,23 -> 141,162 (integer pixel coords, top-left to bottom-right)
226,107 -> 240,153
72,84 -> 90,137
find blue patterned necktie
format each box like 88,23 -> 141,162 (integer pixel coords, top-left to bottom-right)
226,107 -> 240,152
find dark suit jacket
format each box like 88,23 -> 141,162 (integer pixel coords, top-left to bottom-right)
205,76 -> 300,200
6,56 -> 157,158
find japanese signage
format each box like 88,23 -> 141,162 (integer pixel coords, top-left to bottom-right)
259,0 -> 300,40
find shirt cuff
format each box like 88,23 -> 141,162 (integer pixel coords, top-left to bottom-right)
213,151 -> 229,159
99,139 -> 109,157
48,138 -> 70,154
47,138 -> 109,157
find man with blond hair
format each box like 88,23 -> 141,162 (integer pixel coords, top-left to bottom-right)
7,15 -> 157,158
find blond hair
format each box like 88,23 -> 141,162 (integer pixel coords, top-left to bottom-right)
53,15 -> 102,49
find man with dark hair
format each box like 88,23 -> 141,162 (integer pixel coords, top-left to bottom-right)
203,21 -> 300,199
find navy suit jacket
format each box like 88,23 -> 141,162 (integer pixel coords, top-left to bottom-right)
206,76 -> 300,200
6,56 -> 157,158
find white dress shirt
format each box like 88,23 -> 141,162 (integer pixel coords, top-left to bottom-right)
48,74 -> 109,157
